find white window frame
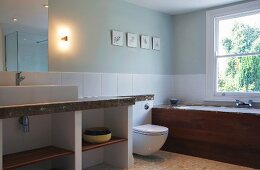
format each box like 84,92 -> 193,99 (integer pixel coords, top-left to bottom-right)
206,1 -> 260,102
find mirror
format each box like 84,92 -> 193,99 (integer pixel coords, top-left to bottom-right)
0,0 -> 48,72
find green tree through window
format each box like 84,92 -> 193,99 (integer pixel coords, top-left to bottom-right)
218,23 -> 260,92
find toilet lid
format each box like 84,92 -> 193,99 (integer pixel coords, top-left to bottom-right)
133,124 -> 168,135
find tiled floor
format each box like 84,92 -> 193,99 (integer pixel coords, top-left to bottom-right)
87,151 -> 255,170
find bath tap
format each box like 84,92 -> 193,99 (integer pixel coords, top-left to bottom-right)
16,72 -> 25,86
235,99 -> 253,108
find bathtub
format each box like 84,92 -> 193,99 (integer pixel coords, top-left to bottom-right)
152,105 -> 260,168
174,105 -> 260,114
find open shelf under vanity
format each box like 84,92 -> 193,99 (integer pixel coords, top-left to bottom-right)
3,146 -> 74,170
0,96 -> 133,170
82,137 -> 127,152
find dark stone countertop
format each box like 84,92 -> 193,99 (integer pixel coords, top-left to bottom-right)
0,97 -> 135,119
122,94 -> 154,102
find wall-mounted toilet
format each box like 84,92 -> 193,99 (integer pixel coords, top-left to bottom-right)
132,101 -> 168,156
133,124 -> 168,155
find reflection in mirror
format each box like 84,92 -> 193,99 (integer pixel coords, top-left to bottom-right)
5,31 -> 48,72
5,32 -> 17,71
0,0 -> 48,72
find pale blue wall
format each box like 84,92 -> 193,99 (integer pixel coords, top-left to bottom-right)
49,0 -> 173,74
49,0 -> 251,75
172,11 -> 206,75
171,0 -> 254,75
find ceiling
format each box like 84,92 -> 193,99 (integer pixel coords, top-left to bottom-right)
0,0 -> 48,34
0,0 -> 245,34
124,0 -> 245,15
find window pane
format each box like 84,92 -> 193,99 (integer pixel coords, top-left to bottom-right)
217,12 -> 260,56
217,55 -> 260,93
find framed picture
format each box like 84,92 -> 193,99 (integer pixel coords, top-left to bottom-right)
127,33 -> 138,48
140,35 -> 150,49
111,30 -> 123,46
152,37 -> 160,51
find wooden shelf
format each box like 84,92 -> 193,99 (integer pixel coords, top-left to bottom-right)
3,146 -> 74,170
82,137 -> 127,152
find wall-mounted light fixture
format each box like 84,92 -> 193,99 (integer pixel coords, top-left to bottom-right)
61,36 -> 68,41
58,27 -> 70,51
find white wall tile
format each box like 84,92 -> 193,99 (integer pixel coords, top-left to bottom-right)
145,75 -> 155,94
117,74 -> 133,96
132,74 -> 173,104
150,75 -> 160,93
61,72 -> 84,98
84,73 -> 102,97
132,74 -> 143,95
101,73 -> 117,96
172,74 -> 206,102
162,75 -> 174,93
22,72 -> 61,86
0,70 -> 177,104
154,91 -> 172,105
133,74 -> 153,95
0,71 -> 16,86
152,75 -> 173,93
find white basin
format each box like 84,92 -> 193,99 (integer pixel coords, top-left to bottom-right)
0,85 -> 78,106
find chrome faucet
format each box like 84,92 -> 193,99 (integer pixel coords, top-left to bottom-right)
16,72 -> 25,86
235,99 -> 253,108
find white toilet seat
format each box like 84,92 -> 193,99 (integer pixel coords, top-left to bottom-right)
133,124 -> 168,136
133,124 -> 169,155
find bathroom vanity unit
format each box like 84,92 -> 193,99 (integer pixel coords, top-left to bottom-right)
0,86 -> 135,170
152,105 -> 260,169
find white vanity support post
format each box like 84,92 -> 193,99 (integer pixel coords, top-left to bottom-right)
74,111 -> 82,170
52,111 -> 82,170
127,106 -> 134,167
104,105 -> 134,168
0,120 -> 2,170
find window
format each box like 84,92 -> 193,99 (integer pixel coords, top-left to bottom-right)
206,1 -> 260,101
